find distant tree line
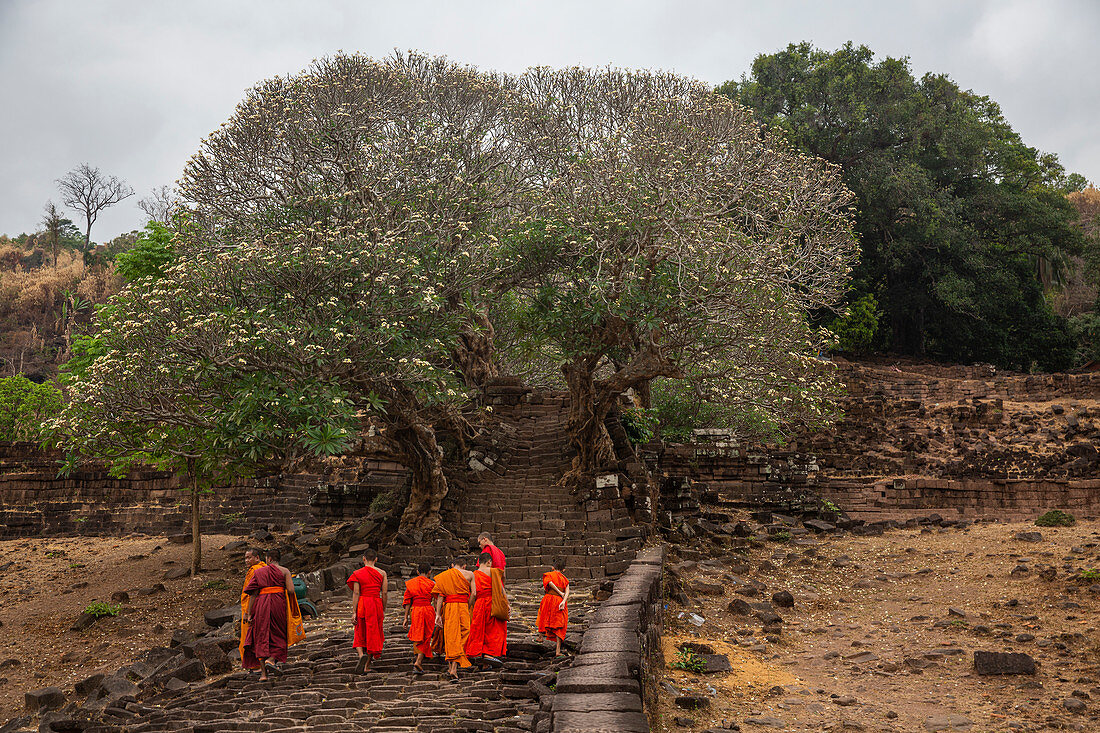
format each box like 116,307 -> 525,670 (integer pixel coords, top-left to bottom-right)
721,42 -> 1096,371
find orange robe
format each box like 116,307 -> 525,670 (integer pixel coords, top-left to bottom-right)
537,570 -> 569,641
431,568 -> 473,668
239,561 -> 266,665
466,569 -> 507,658
347,565 -> 385,658
402,575 -> 436,657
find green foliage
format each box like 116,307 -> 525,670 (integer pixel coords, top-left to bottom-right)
828,294 -> 881,354
369,488 -> 401,515
620,407 -> 658,446
0,375 -> 62,442
770,530 -> 792,543
204,579 -> 229,590
221,511 -> 243,525
722,42 -> 1086,371
1035,510 -> 1076,527
83,602 -> 121,618
115,221 -> 176,282
1080,569 -> 1100,582
670,648 -> 707,673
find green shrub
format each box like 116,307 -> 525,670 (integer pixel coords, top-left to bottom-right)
1035,510 -> 1076,527
204,579 -> 229,590
770,530 -> 792,543
83,602 -> 121,618
1080,569 -> 1100,582
620,407 -> 658,445
0,375 -> 62,442
670,648 -> 707,673
828,294 -> 881,354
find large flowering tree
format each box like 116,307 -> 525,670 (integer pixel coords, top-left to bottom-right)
55,247 -> 360,574
139,53 -> 526,531
506,68 -> 859,481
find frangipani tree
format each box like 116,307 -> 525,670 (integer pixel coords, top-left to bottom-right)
55,255 -> 359,575
508,68 -> 858,480
178,51 -> 532,388
56,219 -> 483,539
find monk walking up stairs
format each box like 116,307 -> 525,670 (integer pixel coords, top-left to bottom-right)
401,561 -> 436,674
238,547 -> 265,670
537,556 -> 570,657
465,551 -> 507,667
242,548 -> 305,681
347,547 -> 387,673
431,556 -> 476,682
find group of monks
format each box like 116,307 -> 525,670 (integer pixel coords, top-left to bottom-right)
238,532 -> 571,683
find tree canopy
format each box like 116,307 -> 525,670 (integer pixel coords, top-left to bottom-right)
505,67 -> 857,477
57,52 -> 859,528
721,42 -> 1087,371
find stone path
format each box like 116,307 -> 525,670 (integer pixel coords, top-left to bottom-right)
92,584 -> 591,733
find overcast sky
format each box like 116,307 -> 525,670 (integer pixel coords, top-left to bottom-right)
1,0 -> 1097,241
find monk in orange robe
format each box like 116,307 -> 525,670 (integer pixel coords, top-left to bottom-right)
243,548 -> 304,681
431,557 -> 476,682
347,548 -> 387,674
402,562 -> 436,674
537,556 -> 570,656
239,548 -> 265,670
465,552 -> 507,666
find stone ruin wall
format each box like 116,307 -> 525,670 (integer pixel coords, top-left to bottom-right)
0,442 -> 408,540
656,358 -> 1100,522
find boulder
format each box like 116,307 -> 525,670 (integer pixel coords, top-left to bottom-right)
772,590 -> 795,608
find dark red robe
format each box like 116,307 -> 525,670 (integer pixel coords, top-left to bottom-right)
347,565 -> 385,657
243,563 -> 289,667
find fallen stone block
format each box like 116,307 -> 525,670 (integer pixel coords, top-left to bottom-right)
973,650 -> 1036,675
25,686 -> 65,713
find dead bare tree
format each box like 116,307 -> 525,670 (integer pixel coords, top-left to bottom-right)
137,185 -> 182,223
57,164 -> 134,260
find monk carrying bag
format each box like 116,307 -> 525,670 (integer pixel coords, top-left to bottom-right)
490,567 -> 510,621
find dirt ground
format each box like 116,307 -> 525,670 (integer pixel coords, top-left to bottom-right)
0,533 -> 249,720
655,518 -> 1100,732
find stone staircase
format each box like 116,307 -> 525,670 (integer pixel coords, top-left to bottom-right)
449,394 -> 642,581
74,581 -> 591,733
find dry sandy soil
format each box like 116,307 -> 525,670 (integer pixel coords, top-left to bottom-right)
0,533 -> 249,720
655,518 -> 1100,732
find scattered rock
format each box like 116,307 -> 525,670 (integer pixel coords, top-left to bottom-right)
203,606 -> 238,628
923,714 -> 973,731
1014,531 -> 1043,543
771,590 -> 794,608
24,686 -> 65,712
974,651 -> 1037,675
167,533 -> 192,544
1063,698 -> 1087,713
163,567 -> 191,580
675,694 -> 710,710
743,716 -> 786,728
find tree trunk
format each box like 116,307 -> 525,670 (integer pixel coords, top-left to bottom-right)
451,308 -> 499,390
562,360 -> 616,488
396,419 -> 448,531
188,461 -> 202,576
